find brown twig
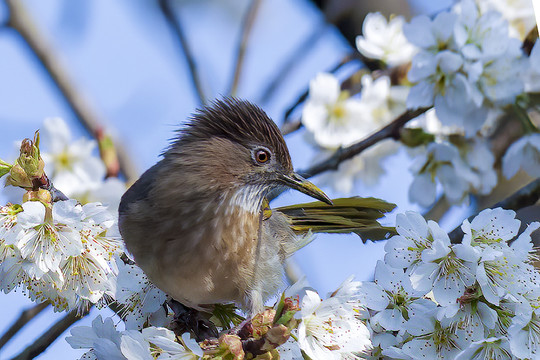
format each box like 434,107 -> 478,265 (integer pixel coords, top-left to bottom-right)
0,302 -> 49,350
281,118 -> 303,135
268,107 -> 429,201
5,0 -> 139,183
423,196 -> 449,222
9,308 -> 89,360
449,178 -> 540,243
158,0 -> 207,105
297,107 -> 429,178
229,0 -> 264,96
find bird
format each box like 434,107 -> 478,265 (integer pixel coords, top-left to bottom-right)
118,98 -> 394,325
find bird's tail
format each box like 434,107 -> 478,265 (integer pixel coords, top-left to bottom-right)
276,197 -> 396,242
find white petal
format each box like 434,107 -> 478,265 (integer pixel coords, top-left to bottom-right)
403,15 -> 436,48
406,82 -> 435,109
373,308 -> 405,331
396,211 -> 429,241
476,263 -> 500,306
42,117 -> 72,154
408,52 -> 437,82
436,50 -> 462,74
408,173 -> 436,207
18,202 -> 46,228
384,236 -> 420,269
120,332 -> 152,360
432,273 -> 465,306
309,73 -> 340,104
409,262 -> 438,292
470,207 -> 520,241
421,238 -> 450,263
357,281 -> 388,311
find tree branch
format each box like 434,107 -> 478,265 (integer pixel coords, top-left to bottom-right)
268,107 -> 429,201
9,308 -> 89,360
423,196 -> 449,222
229,0 -> 263,96
0,302 -> 49,350
5,0 -> 139,183
449,178 -> 540,243
297,107 -> 429,178
158,0 -> 207,105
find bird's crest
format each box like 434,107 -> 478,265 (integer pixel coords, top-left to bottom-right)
167,98 -> 292,170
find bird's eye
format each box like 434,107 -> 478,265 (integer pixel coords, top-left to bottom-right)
254,148 -> 271,164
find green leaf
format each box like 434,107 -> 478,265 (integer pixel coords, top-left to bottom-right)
0,159 -> 12,178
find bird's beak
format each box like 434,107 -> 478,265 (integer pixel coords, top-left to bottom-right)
280,172 -> 333,205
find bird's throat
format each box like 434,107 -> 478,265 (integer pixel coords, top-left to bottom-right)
226,185 -> 268,215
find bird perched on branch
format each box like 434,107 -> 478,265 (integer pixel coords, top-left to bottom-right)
118,98 -> 394,326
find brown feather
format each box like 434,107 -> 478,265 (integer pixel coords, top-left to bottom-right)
166,98 -> 292,172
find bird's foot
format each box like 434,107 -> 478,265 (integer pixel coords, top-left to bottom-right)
168,299 -> 218,342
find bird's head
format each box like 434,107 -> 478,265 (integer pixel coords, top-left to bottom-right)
165,98 -> 331,210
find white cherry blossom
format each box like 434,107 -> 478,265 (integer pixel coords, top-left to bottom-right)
356,12 -> 416,66
502,133 -> 540,179
384,211 -> 432,269
409,225 -> 478,306
524,40 -> 540,92
402,312 -> 471,359
296,287 -> 371,359
41,117 -> 106,198
475,0 -> 536,39
114,259 -> 168,330
404,0 -> 526,136
408,138 -> 497,207
508,303 -> 540,359
358,261 -> 431,331
14,200 -> 84,275
302,73 -> 366,149
66,315 -> 125,360
455,336 -> 513,360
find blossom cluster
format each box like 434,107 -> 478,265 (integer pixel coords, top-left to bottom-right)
301,0 -> 540,207
0,119 -> 167,323
66,315 -> 203,360
66,207 -> 540,360
358,209 -> 540,359
40,117 -> 125,211
281,277 -> 372,359
0,199 -> 121,310
67,276 -> 373,360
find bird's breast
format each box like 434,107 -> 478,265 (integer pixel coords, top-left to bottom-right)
151,202 -> 262,308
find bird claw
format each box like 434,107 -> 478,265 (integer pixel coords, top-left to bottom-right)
168,299 -> 218,342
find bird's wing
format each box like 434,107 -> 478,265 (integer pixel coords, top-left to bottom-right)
275,197 -> 396,242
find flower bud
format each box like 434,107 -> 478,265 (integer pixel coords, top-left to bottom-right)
260,325 -> 289,352
23,188 -> 52,204
5,163 -> 33,188
6,132 -> 46,189
17,132 -> 45,179
217,334 -> 244,359
251,309 -> 276,339
97,129 -> 120,177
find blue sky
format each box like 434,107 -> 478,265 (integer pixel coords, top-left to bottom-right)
0,0 -> 451,358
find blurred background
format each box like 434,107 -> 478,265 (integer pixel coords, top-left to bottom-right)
0,0 -> 453,358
